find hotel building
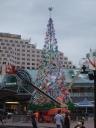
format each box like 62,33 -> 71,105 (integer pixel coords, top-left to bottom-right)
0,32 -> 74,74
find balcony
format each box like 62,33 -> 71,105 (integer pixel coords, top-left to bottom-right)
70,92 -> 94,97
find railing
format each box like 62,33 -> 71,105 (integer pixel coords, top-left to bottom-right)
70,92 -> 94,97
12,114 -> 31,123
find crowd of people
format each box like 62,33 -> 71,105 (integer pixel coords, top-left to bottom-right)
54,110 -> 70,128
54,110 -> 86,128
0,110 -> 86,128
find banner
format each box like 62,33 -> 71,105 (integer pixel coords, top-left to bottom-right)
6,65 -> 16,74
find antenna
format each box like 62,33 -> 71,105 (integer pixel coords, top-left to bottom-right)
48,7 -> 53,18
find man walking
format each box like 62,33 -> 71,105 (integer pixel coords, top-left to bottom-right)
31,112 -> 38,128
0,114 -> 4,124
54,110 -> 63,128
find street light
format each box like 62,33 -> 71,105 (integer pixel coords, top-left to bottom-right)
86,49 -> 96,128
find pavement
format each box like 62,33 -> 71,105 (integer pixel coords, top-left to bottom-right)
0,117 -> 94,128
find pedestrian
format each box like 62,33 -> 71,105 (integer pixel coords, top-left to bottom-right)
61,111 -> 65,128
74,122 -> 82,128
31,112 -> 38,128
0,114 -> 4,124
54,110 -> 63,128
80,121 -> 86,128
64,113 -> 70,128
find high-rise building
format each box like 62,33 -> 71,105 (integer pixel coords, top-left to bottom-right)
0,32 -> 74,74
0,33 -> 42,71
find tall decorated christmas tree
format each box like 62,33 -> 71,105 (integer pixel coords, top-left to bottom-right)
42,7 -> 58,66
36,7 -> 59,86
33,7 -> 70,106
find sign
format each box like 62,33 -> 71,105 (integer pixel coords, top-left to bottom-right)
6,65 -> 16,74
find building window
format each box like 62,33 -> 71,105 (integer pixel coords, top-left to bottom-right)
27,63 -> 30,65
12,44 -> 15,46
0,39 -> 3,41
15,40 -> 18,43
27,50 -> 30,52
22,54 -> 25,56
22,49 -> 25,52
32,63 -> 35,65
32,59 -> 35,61
5,40 -> 8,42
27,54 -> 30,57
22,62 -> 25,64
25,42 -> 28,44
20,41 -> 23,43
32,50 -> 35,53
17,44 -> 20,47
17,53 -> 20,56
37,51 -> 40,53
17,62 -> 20,64
64,62 -> 67,64
22,58 -> 25,60
1,42 -> 5,45
4,58 -> 7,61
27,45 -> 30,48
17,57 -> 20,60
10,40 -> 13,42
21,66 -> 25,69
32,45 -> 35,48
32,67 -> 35,69
3,62 -> 6,64
37,55 -> 40,57
22,45 -> 25,48
17,49 -> 20,51
64,57 -> 68,60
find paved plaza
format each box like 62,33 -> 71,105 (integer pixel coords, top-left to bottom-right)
0,117 -> 94,128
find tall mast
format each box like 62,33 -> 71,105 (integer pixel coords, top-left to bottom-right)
42,7 -> 58,65
49,7 -> 52,18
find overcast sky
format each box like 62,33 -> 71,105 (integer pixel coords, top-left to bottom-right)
0,0 -> 96,66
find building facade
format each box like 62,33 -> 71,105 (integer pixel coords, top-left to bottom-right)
0,68 -> 94,115
0,32 -> 74,74
0,33 -> 42,71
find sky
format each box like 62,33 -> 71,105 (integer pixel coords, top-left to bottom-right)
0,0 -> 96,66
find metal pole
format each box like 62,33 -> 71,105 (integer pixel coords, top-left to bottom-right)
93,70 -> 96,128
16,71 -> 62,106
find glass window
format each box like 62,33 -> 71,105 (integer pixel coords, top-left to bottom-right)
1,42 -> 5,45
10,40 -> 13,42
32,63 -> 35,65
27,63 -> 30,65
17,44 -> 20,47
27,54 -> 30,57
22,58 -> 25,60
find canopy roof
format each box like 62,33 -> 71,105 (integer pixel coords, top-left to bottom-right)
75,98 -> 94,107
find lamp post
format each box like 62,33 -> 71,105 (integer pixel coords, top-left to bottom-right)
86,49 -> 96,128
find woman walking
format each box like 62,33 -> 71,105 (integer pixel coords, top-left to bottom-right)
64,113 -> 70,128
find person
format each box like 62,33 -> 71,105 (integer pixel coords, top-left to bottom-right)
0,114 -> 4,125
81,117 -> 85,123
74,122 -> 82,128
54,110 -> 63,128
64,113 -> 70,128
61,111 -> 65,128
80,121 -> 86,128
31,112 -> 38,128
